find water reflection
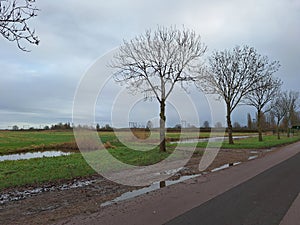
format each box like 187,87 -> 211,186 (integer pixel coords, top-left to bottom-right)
101,174 -> 200,207
0,151 -> 71,162
172,136 -> 253,144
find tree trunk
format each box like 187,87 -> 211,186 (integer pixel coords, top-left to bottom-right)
277,122 -> 280,140
226,105 -> 234,144
257,110 -> 263,142
159,100 -> 166,152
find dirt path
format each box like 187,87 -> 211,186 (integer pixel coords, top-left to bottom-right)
0,146 -> 295,225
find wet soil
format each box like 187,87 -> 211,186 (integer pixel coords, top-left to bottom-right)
0,148 -> 273,225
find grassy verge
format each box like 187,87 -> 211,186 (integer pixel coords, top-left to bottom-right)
194,135 -> 300,149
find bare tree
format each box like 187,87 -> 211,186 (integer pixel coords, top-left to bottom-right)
244,75 -> 282,141
282,90 -> 299,137
233,121 -> 241,129
270,92 -> 288,139
0,0 -> 39,51
203,120 -> 210,128
265,112 -> 276,129
215,121 -> 223,128
198,45 -> 279,144
146,120 -> 153,129
112,26 -> 207,152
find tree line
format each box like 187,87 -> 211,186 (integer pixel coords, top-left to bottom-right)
112,26 -> 299,151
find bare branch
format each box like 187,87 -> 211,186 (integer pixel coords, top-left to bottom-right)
243,75 -> 282,112
198,45 -> 280,144
0,0 -> 39,51
111,26 -> 207,102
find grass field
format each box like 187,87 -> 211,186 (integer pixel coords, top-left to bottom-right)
0,130 -> 299,190
195,135 -> 300,149
0,131 -> 75,155
0,130 -> 254,155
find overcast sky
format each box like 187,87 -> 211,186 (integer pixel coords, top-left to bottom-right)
0,0 -> 299,129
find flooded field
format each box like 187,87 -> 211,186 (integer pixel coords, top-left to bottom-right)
0,151 -> 71,162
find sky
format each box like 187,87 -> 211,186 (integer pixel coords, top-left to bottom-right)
0,0 -> 299,129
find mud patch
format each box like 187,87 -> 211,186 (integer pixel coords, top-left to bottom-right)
0,147 -> 276,225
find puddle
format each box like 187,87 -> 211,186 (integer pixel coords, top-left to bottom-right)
0,179 -> 96,204
101,174 -> 200,207
102,157 -> 250,207
0,151 -> 71,162
101,160 -> 246,207
265,148 -> 275,152
210,162 -> 241,172
248,155 -> 258,160
173,136 -> 253,144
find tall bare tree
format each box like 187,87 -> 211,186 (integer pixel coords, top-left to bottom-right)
270,92 -> 288,139
112,26 -> 207,152
0,0 -> 39,51
198,45 -> 279,144
244,75 -> 282,141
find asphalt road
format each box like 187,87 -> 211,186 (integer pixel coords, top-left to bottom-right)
166,152 -> 300,225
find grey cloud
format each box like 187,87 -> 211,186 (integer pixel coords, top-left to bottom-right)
0,0 -> 299,128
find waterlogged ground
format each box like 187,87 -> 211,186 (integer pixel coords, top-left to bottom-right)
0,147 -> 277,225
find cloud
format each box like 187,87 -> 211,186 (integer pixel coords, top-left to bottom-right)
0,0 -> 299,128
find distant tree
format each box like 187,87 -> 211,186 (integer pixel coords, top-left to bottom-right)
96,123 -> 100,131
270,92 -> 289,139
174,124 -> 182,129
44,125 -> 50,130
146,120 -> 153,129
198,45 -> 279,144
203,120 -> 210,128
112,26 -> 207,152
12,125 -> 19,130
247,113 -> 252,129
244,75 -> 281,141
0,0 -> 39,51
63,122 -> 71,129
215,122 -> 223,128
233,122 -> 241,129
265,112 -> 276,129
103,124 -> 112,130
291,111 -> 300,126
260,112 -> 267,130
282,91 -> 299,137
50,122 -> 72,130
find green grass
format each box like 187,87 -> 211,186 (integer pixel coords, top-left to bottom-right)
0,131 -> 75,155
108,146 -> 174,166
194,135 -> 300,149
0,153 -> 95,190
0,130 -> 300,190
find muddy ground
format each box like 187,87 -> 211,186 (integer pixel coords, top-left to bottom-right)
0,148 -> 273,225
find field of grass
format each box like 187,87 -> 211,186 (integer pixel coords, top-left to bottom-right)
0,131 -> 75,155
0,130 -> 299,190
194,135 -> 300,149
0,130 -> 259,155
0,153 -> 95,190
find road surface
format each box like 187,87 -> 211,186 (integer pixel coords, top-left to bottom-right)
166,152 -> 300,225
58,141 -> 300,225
